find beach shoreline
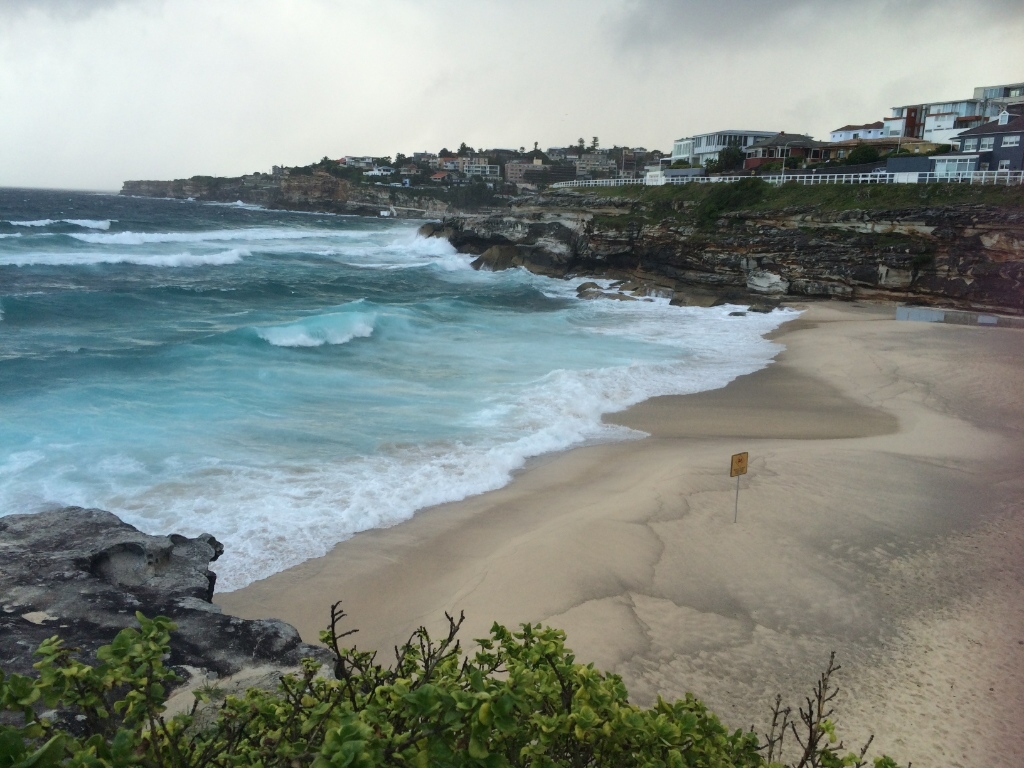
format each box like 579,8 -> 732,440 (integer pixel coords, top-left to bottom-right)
217,300 -> 1024,767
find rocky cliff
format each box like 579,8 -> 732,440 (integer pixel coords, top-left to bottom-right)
426,190 -> 1024,314
121,172 -> 451,217
0,508 -> 328,683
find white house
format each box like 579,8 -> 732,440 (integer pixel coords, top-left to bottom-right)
344,156 -> 375,169
829,122 -> 885,142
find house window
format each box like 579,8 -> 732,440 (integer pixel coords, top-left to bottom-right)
980,137 -> 995,150
935,157 -> 976,176
998,160 -> 1011,170
963,138 -> 978,151
1002,135 -> 1021,148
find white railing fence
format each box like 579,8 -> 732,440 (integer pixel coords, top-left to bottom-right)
550,170 -> 1024,190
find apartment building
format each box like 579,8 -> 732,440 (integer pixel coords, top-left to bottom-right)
670,130 -> 777,167
884,80 -> 1024,145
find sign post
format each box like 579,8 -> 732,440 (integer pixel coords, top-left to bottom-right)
730,452 -> 748,523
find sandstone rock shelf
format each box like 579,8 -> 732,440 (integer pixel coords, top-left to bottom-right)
423,190 -> 1024,315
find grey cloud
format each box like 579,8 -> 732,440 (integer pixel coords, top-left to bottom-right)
610,0 -> 1024,49
0,0 -> 145,21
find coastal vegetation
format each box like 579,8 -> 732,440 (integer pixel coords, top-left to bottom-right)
0,609 -> 904,768
588,176 -> 1024,218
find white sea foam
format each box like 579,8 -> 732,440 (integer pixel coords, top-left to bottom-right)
63,219 -> 112,230
256,311 -> 375,347
7,219 -> 112,229
70,227 -> 355,245
0,233 -> 21,239
0,249 -> 246,267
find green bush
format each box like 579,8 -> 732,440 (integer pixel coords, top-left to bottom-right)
845,144 -> 879,165
0,608 -> 905,767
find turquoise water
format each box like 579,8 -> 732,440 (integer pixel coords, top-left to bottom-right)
0,189 -> 793,590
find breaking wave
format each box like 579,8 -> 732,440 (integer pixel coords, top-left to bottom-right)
255,310 -> 376,347
8,219 -> 112,229
70,227 -> 348,245
0,249 -> 246,267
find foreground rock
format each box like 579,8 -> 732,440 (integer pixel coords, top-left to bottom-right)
0,508 -> 329,681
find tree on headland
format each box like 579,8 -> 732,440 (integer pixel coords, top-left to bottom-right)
706,145 -> 745,173
590,136 -> 600,150
577,137 -> 586,153
457,142 -> 473,156
0,608 -> 908,768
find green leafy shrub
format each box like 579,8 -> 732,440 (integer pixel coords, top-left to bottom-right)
0,606 -> 905,767
845,144 -> 880,165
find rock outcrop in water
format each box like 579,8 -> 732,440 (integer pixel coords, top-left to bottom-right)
121,173 -> 451,217
421,191 -> 1024,314
0,508 -> 328,681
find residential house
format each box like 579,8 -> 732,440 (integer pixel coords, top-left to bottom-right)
743,133 -> 826,170
575,152 -> 617,176
505,158 -> 545,183
430,171 -> 453,183
456,155 -> 500,179
399,164 -> 421,177
931,111 -> 1024,175
829,122 -> 885,142
344,156 -> 375,169
884,80 -> 1024,144
412,152 -> 438,166
670,130 -> 777,167
363,166 -> 395,177
820,137 -> 939,163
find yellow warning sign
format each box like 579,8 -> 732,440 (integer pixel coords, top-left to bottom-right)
730,452 -> 748,477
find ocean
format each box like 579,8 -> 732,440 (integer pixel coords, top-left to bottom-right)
0,188 -> 793,591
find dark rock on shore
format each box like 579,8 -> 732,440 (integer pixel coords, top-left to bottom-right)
0,508 -> 329,682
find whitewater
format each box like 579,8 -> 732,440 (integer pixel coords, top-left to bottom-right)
0,188 -> 795,590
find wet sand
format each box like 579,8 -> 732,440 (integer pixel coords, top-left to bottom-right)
218,302 -> 1024,768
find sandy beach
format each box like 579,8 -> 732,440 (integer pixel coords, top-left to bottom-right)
218,301 -> 1024,768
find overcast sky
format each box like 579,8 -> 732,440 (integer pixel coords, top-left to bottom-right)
2,0 -> 1022,190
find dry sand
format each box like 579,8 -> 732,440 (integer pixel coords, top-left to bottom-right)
218,302 -> 1024,768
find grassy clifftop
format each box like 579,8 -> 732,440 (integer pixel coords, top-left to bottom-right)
586,178 -> 1024,214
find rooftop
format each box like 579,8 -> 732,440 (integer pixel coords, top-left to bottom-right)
957,115 -> 1024,136
747,132 -> 825,149
832,121 -> 884,132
